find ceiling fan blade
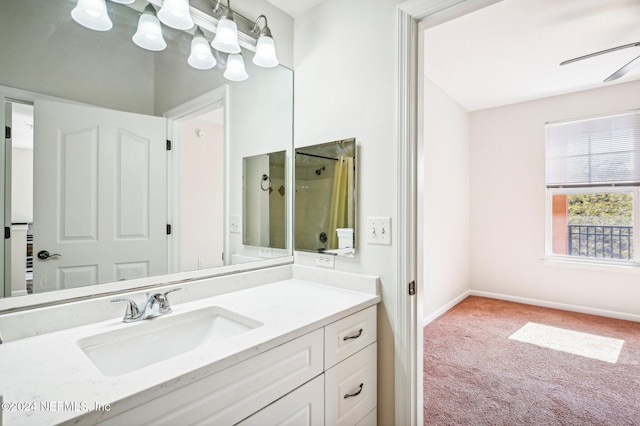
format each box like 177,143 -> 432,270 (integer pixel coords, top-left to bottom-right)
560,41 -> 640,66
604,53 -> 640,82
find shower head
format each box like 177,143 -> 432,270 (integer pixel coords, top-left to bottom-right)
315,166 -> 325,175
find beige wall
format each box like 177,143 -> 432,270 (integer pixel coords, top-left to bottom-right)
423,78 -> 470,320
470,79 -> 640,316
11,148 -> 33,223
293,0 -> 402,423
180,118 -> 224,271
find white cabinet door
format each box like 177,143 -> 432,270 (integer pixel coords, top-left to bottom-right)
238,375 -> 325,426
97,329 -> 324,426
32,100 -> 167,292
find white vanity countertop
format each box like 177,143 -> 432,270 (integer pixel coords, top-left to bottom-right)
0,279 -> 380,426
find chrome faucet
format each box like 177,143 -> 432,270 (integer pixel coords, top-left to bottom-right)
111,288 -> 181,323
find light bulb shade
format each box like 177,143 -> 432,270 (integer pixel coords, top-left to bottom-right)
158,0 -> 194,30
132,9 -> 166,51
224,53 -> 248,81
253,35 -> 279,68
71,0 -> 113,31
109,0 -> 135,4
188,34 -> 217,70
211,18 -> 241,54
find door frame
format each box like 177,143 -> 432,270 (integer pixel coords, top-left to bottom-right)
163,86 -> 229,273
3,100 -> 12,298
395,1 -> 502,424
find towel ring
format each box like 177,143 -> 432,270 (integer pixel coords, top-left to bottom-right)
261,174 -> 271,191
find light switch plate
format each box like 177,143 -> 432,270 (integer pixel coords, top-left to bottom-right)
367,217 -> 391,245
229,214 -> 241,234
315,253 -> 335,268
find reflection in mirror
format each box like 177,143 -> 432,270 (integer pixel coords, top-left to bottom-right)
0,0 -> 293,299
295,139 -> 356,257
243,151 -> 287,249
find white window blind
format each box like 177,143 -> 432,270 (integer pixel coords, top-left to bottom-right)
546,111 -> 640,188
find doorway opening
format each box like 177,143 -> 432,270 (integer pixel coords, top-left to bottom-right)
4,100 -> 34,297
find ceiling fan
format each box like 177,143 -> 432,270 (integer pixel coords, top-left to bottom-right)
560,41 -> 640,82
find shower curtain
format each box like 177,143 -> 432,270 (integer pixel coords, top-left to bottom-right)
328,156 -> 354,249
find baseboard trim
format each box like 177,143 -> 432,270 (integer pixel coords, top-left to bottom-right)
469,290 -> 640,323
422,290 -> 471,327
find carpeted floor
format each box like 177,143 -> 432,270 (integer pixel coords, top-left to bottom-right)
423,296 -> 640,425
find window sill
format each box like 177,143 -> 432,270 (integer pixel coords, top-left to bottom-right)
543,256 -> 640,274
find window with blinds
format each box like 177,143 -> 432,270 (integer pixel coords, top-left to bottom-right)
546,110 -> 640,264
545,110 -> 640,188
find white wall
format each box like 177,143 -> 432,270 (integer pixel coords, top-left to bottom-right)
423,78 -> 470,319
228,63 -> 293,260
293,0 -> 402,423
0,0 -> 155,115
470,79 -> 640,316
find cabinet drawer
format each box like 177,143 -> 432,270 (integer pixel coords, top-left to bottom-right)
98,329 -> 323,426
355,409 -> 377,426
325,343 -> 377,426
237,375 -> 325,426
324,306 -> 376,369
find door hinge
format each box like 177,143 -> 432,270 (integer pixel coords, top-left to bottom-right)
166,140 -> 172,151
4,227 -> 10,239
166,224 -> 172,235
408,280 -> 416,296
5,126 -> 11,139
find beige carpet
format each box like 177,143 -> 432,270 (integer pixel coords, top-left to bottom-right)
423,296 -> 640,425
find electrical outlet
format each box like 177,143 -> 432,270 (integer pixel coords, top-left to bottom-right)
259,247 -> 273,258
367,217 -> 391,245
315,253 -> 335,268
197,258 -> 204,268
230,214 -> 241,234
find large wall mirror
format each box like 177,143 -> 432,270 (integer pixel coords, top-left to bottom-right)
295,139 -> 356,257
0,0 -> 293,302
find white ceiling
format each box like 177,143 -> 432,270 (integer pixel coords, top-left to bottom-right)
264,0 -> 325,17
423,0 -> 640,111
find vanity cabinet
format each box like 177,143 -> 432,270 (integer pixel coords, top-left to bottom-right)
97,306 -> 377,426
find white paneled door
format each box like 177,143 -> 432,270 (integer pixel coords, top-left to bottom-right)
33,100 -> 167,292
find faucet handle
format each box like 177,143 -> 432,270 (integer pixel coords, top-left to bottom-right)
111,298 -> 141,322
158,288 -> 181,314
163,288 -> 181,298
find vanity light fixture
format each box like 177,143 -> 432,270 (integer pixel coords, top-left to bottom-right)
188,27 -> 217,70
132,4 -> 167,51
71,0 -> 113,31
211,0 -> 241,54
224,53 -> 249,81
251,15 -> 279,68
158,0 -> 194,31
71,0 -> 278,82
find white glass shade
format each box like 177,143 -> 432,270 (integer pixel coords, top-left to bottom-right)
71,0 -> 113,31
253,35 -> 279,68
211,18 -> 241,54
109,0 -> 135,4
158,0 -> 194,30
132,13 -> 167,51
224,53 -> 248,81
188,36 -> 216,70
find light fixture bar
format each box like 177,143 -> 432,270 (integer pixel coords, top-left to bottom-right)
141,0 -> 261,52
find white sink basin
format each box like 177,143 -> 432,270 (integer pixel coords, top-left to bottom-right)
77,307 -> 262,377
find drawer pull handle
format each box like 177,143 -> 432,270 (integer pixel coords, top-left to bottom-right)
343,328 -> 363,341
344,383 -> 364,399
